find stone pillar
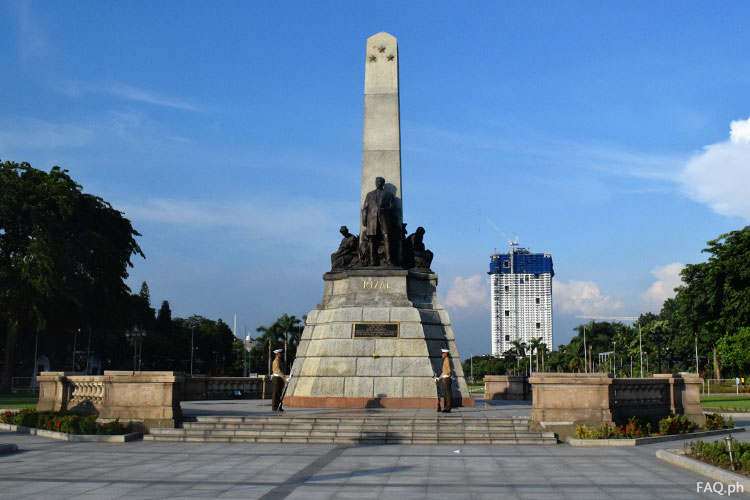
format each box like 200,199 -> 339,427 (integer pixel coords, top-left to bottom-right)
653,373 -> 705,426
36,372 -> 72,411
361,32 -> 402,253
529,373 -> 614,425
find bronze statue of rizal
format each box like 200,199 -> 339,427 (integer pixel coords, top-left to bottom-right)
361,176 -> 396,266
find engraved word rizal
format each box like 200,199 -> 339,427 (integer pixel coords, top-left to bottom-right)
363,280 -> 391,290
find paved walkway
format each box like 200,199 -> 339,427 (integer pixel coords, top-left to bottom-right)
0,402 -> 748,499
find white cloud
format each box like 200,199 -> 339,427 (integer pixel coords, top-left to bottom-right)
14,2 -> 49,61
0,119 -> 94,149
680,116 -> 750,219
52,78 -> 203,112
119,198 -> 349,248
730,117 -> 750,144
641,262 -> 684,313
108,84 -> 201,112
553,279 -> 623,316
443,274 -> 490,311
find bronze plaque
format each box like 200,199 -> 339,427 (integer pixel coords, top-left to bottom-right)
352,322 -> 399,339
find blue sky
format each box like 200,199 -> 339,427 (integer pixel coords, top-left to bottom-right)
2,2 -> 749,357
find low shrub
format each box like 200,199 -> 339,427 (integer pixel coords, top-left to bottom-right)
575,424 -> 618,439
7,408 -> 38,427
576,414 -> 720,439
658,414 -> 696,436
704,413 -> 734,430
689,439 -> 750,475
0,409 -> 124,435
620,416 -> 647,439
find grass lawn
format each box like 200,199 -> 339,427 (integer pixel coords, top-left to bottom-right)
0,393 -> 38,409
468,382 -> 485,394
701,395 -> 750,411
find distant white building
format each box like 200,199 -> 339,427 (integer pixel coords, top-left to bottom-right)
489,244 -> 554,357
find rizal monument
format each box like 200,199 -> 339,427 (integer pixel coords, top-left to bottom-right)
284,32 -> 472,408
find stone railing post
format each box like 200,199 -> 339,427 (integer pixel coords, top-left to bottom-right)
36,372 -> 76,411
653,373 -> 704,426
98,371 -> 184,429
528,373 -> 613,439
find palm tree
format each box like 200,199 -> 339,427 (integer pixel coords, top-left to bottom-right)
510,339 -> 526,360
510,339 -> 527,374
567,342 -> 584,373
538,343 -> 548,372
272,314 -> 302,373
255,324 -> 276,374
502,349 -> 517,375
529,337 -> 543,372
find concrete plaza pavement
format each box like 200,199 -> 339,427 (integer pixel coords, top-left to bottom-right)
0,401 -> 748,499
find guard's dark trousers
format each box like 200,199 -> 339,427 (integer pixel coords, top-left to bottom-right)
271,376 -> 283,410
441,378 -> 452,411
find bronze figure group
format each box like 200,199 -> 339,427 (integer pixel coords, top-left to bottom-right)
330,176 -> 433,272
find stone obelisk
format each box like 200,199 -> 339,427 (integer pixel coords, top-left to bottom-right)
284,33 -> 471,409
360,32 -> 402,239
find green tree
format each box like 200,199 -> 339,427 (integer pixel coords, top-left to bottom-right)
139,282 -> 151,308
0,161 -> 143,389
187,316 -> 235,375
717,327 -> 750,377
501,349 -> 518,374
462,355 -> 506,380
545,349 -> 565,372
567,341 -> 585,372
529,337 -> 543,372
156,301 -> 172,334
673,227 -> 750,377
275,313 -> 302,368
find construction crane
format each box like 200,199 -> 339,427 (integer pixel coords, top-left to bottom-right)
576,316 -> 637,322
482,213 -> 522,355
575,315 -> 641,377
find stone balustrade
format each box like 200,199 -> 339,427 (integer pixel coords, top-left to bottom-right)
182,376 -> 266,401
484,375 -> 530,400
36,372 -> 272,431
527,372 -> 704,439
68,378 -> 105,405
37,371 -> 184,430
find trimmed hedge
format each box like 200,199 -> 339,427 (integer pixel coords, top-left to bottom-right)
2,409 -> 124,435
575,413 -> 732,440
689,439 -> 750,476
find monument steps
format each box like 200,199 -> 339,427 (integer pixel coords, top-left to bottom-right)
144,415 -> 557,445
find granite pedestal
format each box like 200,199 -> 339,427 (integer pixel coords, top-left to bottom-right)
285,269 -> 472,408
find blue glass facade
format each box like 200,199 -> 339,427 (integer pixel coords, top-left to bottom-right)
489,252 -> 554,277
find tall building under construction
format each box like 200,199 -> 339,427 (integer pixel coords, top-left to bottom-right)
489,244 -> 554,357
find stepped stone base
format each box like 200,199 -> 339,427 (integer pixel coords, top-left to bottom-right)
145,415 -> 557,445
284,396 -> 475,409
286,269 -> 472,408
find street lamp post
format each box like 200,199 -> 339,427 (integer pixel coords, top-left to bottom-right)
72,328 -> 80,371
652,326 -> 666,374
244,335 -> 259,377
612,341 -> 616,378
638,323 -> 644,377
694,331 -> 699,374
190,327 -> 195,375
583,325 -> 587,373
125,327 -> 146,373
